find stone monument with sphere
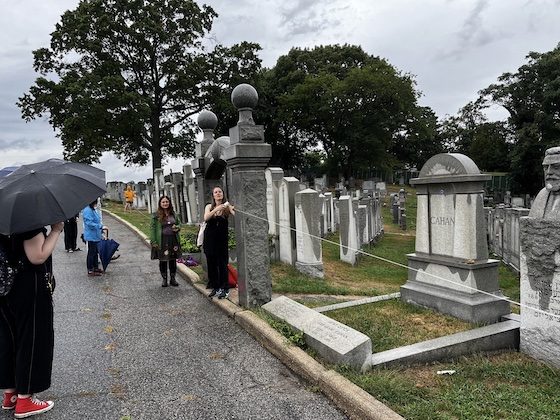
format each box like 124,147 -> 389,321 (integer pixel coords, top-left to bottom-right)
224,84 -> 272,307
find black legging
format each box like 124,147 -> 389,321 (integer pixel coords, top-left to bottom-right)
206,253 -> 228,290
159,260 -> 177,277
63,217 -> 78,251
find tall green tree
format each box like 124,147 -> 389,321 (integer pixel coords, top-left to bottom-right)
480,43 -> 560,194
253,45 -> 429,177
391,106 -> 442,170
18,0 -> 261,171
439,101 -> 511,172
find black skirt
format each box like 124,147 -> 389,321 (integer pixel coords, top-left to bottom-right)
158,233 -> 181,261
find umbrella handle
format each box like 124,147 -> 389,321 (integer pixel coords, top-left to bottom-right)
102,227 -> 109,239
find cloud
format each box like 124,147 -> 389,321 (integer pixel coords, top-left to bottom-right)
279,0 -> 342,37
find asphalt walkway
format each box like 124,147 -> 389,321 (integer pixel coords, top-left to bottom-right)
0,213 -> 346,420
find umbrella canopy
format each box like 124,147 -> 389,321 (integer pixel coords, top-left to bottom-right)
98,238 -> 120,271
0,159 -> 106,235
0,166 -> 19,178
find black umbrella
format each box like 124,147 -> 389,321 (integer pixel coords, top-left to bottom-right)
0,159 -> 106,235
99,238 -> 120,271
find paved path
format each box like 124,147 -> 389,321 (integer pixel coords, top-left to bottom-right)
1,213 -> 346,420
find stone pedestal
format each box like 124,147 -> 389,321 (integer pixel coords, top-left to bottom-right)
520,218 -> 560,368
401,153 -> 510,323
224,84 -> 272,307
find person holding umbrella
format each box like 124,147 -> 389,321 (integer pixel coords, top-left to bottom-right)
0,159 -> 106,418
150,196 -> 181,287
82,200 -> 106,276
0,223 -> 63,418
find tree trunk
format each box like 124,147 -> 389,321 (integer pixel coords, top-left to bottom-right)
151,113 -> 162,175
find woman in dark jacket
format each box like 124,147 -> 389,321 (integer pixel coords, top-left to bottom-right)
150,196 -> 181,287
203,186 -> 235,299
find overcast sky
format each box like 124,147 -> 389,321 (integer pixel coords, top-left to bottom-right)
1,0 -> 559,182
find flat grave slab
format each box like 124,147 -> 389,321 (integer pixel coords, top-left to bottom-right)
263,296 -> 372,371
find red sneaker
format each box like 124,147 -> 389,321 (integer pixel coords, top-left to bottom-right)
14,396 -> 54,418
2,391 -> 16,409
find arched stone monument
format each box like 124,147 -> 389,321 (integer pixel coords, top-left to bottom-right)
401,153 -> 510,323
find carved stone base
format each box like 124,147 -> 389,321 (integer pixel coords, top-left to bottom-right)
401,253 -> 510,324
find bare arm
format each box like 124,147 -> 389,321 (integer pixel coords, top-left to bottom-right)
23,222 -> 64,265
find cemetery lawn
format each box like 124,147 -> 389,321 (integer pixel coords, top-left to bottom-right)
103,200 -> 153,236
336,352 -> 560,420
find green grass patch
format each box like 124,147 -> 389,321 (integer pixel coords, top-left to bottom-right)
254,308 -> 307,348
325,299 -> 473,353
103,200 -> 153,237
498,263 -> 521,313
337,352 -> 560,420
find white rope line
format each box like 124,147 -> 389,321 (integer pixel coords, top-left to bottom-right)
234,207 -> 560,321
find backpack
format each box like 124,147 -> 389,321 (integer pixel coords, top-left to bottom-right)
0,235 -> 21,296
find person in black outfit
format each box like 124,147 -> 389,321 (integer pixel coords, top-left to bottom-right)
63,214 -> 80,252
0,223 -> 63,418
204,186 -> 235,299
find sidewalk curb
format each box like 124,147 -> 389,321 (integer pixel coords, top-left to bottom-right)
103,209 -> 404,420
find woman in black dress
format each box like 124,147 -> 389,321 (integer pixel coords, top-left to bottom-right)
0,223 -> 63,418
150,196 -> 181,287
204,186 -> 235,299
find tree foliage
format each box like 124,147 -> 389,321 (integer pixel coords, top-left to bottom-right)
18,0 -> 261,171
251,45 -> 436,177
479,43 -> 560,194
439,101 -> 511,173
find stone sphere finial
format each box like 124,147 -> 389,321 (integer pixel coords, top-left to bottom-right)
197,110 -> 218,130
231,84 -> 258,109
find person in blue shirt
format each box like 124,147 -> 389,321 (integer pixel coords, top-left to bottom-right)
82,200 -> 106,276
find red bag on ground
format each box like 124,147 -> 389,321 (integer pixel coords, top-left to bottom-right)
227,264 -> 238,288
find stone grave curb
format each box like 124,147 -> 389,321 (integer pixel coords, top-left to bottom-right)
104,210 -> 403,420
234,311 -> 404,420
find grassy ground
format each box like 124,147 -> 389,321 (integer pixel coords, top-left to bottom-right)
104,192 -> 556,419
337,352 -> 560,420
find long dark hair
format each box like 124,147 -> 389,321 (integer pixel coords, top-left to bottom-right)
157,195 -> 175,222
210,186 -> 231,217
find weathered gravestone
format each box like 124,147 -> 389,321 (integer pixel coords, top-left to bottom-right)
262,296 -> 372,371
294,189 -> 324,278
338,195 -> 359,265
519,146 -> 560,368
401,153 -> 510,323
324,192 -> 335,233
391,194 -> 399,224
182,163 -> 197,224
265,167 -> 284,261
278,177 -> 300,265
